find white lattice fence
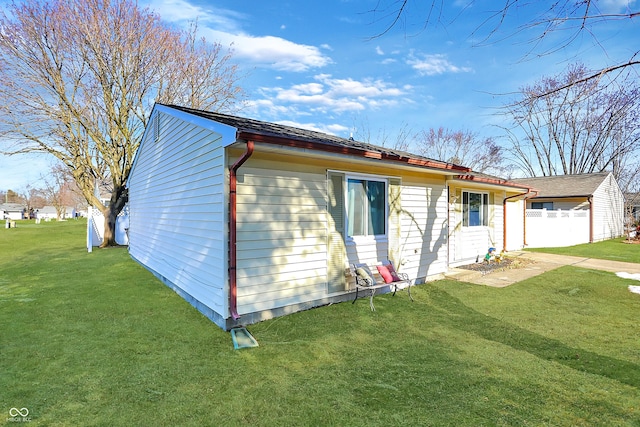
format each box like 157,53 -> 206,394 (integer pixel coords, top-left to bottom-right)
525,209 -> 589,248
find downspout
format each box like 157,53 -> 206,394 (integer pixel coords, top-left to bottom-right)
588,195 -> 594,243
502,190 -> 531,251
229,141 -> 254,320
521,190 -> 539,247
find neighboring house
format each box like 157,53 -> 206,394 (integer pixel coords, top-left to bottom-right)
37,206 -> 77,220
511,173 -> 624,248
0,203 -> 26,220
126,104 -> 528,330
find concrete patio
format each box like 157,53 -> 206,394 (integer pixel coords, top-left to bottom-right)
444,251 -> 640,288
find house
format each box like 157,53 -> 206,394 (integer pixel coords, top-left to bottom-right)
126,104 -> 531,330
0,203 -> 26,220
36,206 -> 77,220
511,173 -> 624,248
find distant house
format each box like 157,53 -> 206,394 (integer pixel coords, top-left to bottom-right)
126,104 -> 528,330
37,206 -> 77,220
0,203 -> 26,220
511,173 -> 624,248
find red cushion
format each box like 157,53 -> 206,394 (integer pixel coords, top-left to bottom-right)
382,263 -> 402,282
377,264 -> 401,283
376,265 -> 393,283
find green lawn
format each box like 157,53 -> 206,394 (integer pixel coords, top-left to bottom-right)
525,237 -> 640,263
2,220 -> 639,426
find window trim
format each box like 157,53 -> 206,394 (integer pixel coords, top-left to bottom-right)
345,173 -> 389,240
462,190 -> 489,227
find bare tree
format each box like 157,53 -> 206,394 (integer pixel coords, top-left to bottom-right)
501,63 -> 640,179
0,0 -> 243,246
370,1 -> 639,88
18,185 -> 46,218
351,116 -> 413,152
41,165 -> 72,220
414,127 -> 507,175
1,189 -> 22,204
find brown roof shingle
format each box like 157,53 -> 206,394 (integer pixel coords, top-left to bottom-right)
162,104 -> 469,172
511,173 -> 610,198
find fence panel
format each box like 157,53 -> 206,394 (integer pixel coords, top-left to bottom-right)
87,206 -> 129,251
525,209 -> 589,248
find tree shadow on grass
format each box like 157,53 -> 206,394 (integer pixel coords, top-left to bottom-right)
428,287 -> 640,389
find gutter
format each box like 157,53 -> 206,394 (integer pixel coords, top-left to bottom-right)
502,189 -> 533,251
237,131 -> 470,173
454,174 -> 530,189
229,141 -> 254,320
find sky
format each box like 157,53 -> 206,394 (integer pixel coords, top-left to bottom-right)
1,0 -> 638,191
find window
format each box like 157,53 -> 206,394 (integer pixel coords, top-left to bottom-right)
347,178 -> 386,237
531,202 -> 553,210
463,191 -> 488,227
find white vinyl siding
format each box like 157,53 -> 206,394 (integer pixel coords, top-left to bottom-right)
593,174 -> 625,241
399,181 -> 448,281
449,185 -> 503,264
127,111 -> 229,314
234,165 -> 328,315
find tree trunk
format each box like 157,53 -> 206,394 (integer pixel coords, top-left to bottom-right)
99,185 -> 128,247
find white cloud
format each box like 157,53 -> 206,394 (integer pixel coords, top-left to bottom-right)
147,0 -> 332,72
598,0 -> 637,13
147,0 -> 244,32
315,74 -> 405,98
375,46 -> 384,55
253,74 -> 410,115
211,32 -> 331,72
406,52 -> 473,76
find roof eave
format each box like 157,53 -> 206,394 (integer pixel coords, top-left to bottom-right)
237,131 -> 470,173
528,194 -> 592,199
452,174 -> 532,191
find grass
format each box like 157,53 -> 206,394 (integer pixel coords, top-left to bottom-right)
525,237 -> 640,263
1,220 -> 640,426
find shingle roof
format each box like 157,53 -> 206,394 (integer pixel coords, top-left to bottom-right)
0,203 -> 25,212
511,172 -> 610,198
162,104 -> 469,172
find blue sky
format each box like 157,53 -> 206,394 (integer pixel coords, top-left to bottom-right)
1,0 -> 638,191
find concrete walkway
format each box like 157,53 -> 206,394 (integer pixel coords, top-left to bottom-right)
444,251 -> 640,288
